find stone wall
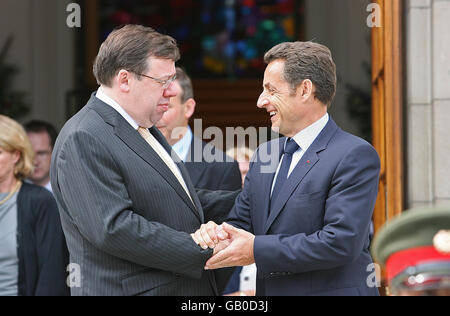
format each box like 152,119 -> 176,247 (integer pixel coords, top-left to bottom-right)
406,0 -> 450,208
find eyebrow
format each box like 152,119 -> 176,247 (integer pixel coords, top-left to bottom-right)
264,83 -> 277,91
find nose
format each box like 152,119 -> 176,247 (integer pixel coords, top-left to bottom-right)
163,81 -> 177,98
257,92 -> 269,109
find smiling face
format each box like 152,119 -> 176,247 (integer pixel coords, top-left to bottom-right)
257,59 -> 303,137
257,59 -> 327,137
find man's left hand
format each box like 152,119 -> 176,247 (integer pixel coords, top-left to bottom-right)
205,222 -> 255,270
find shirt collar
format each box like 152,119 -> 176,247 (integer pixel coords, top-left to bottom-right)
96,87 -> 139,130
172,126 -> 193,162
290,113 -> 329,152
44,181 -> 52,193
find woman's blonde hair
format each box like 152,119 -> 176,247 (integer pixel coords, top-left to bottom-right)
0,115 -> 34,180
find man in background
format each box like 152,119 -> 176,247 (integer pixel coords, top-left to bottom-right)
25,120 -> 58,193
156,67 -> 242,192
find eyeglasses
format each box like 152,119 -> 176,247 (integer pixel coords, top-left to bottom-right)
134,72 -> 177,89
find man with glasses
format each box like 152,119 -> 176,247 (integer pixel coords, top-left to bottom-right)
133,71 -> 177,89
25,120 -> 58,193
51,24 -> 237,296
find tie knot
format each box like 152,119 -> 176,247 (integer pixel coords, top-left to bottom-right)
284,138 -> 299,155
138,126 -> 150,137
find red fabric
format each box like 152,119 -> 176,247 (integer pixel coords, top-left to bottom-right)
386,246 -> 450,282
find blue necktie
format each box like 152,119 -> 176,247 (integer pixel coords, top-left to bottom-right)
270,138 -> 300,211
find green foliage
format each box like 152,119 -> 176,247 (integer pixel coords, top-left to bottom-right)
0,36 -> 30,120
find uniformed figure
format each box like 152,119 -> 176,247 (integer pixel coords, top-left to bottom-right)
371,208 -> 450,296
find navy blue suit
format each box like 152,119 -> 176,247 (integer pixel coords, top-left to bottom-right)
227,117 -> 381,296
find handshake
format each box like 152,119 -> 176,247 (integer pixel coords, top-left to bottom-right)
191,222 -> 256,270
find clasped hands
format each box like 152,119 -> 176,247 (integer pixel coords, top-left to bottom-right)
191,221 -> 255,270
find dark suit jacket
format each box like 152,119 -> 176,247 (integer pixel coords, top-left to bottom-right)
184,137 -> 242,192
51,94 -> 236,296
183,137 -> 242,294
17,183 -> 69,296
228,117 -> 381,296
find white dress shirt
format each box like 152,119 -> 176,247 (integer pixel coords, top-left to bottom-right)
44,181 -> 52,193
271,113 -> 329,195
172,126 -> 193,163
239,264 -> 257,293
96,88 -> 139,130
24,179 -> 52,193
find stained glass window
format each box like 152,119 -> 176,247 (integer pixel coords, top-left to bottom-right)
99,0 -> 304,79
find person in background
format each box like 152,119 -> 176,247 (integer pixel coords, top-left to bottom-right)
156,67 -> 242,191
0,115 -> 69,296
372,207 -> 450,296
24,120 -> 58,193
222,146 -> 257,296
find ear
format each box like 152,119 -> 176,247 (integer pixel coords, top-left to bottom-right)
184,98 -> 196,120
12,150 -> 21,165
299,79 -> 314,100
116,69 -> 131,93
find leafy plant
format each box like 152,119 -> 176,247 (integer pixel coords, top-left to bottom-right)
346,61 -> 372,142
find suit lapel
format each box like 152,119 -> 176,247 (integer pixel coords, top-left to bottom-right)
184,138 -> 208,187
263,118 -> 339,234
90,95 -> 202,222
264,151 -> 319,234
184,163 -> 203,187
149,127 -> 204,222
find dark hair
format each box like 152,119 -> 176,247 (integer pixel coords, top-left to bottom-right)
93,24 -> 180,87
264,41 -> 337,106
175,67 -> 194,103
24,120 -> 58,147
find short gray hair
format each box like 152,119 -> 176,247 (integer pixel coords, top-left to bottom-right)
175,67 -> 194,103
93,24 -> 180,87
264,41 -> 337,106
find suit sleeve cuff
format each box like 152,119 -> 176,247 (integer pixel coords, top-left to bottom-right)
254,235 -> 278,279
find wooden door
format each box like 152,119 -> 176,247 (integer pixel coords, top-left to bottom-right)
371,0 -> 404,234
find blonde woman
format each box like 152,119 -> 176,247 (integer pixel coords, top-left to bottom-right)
0,115 -> 69,296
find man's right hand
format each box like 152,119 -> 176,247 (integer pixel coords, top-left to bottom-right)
191,221 -> 230,250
